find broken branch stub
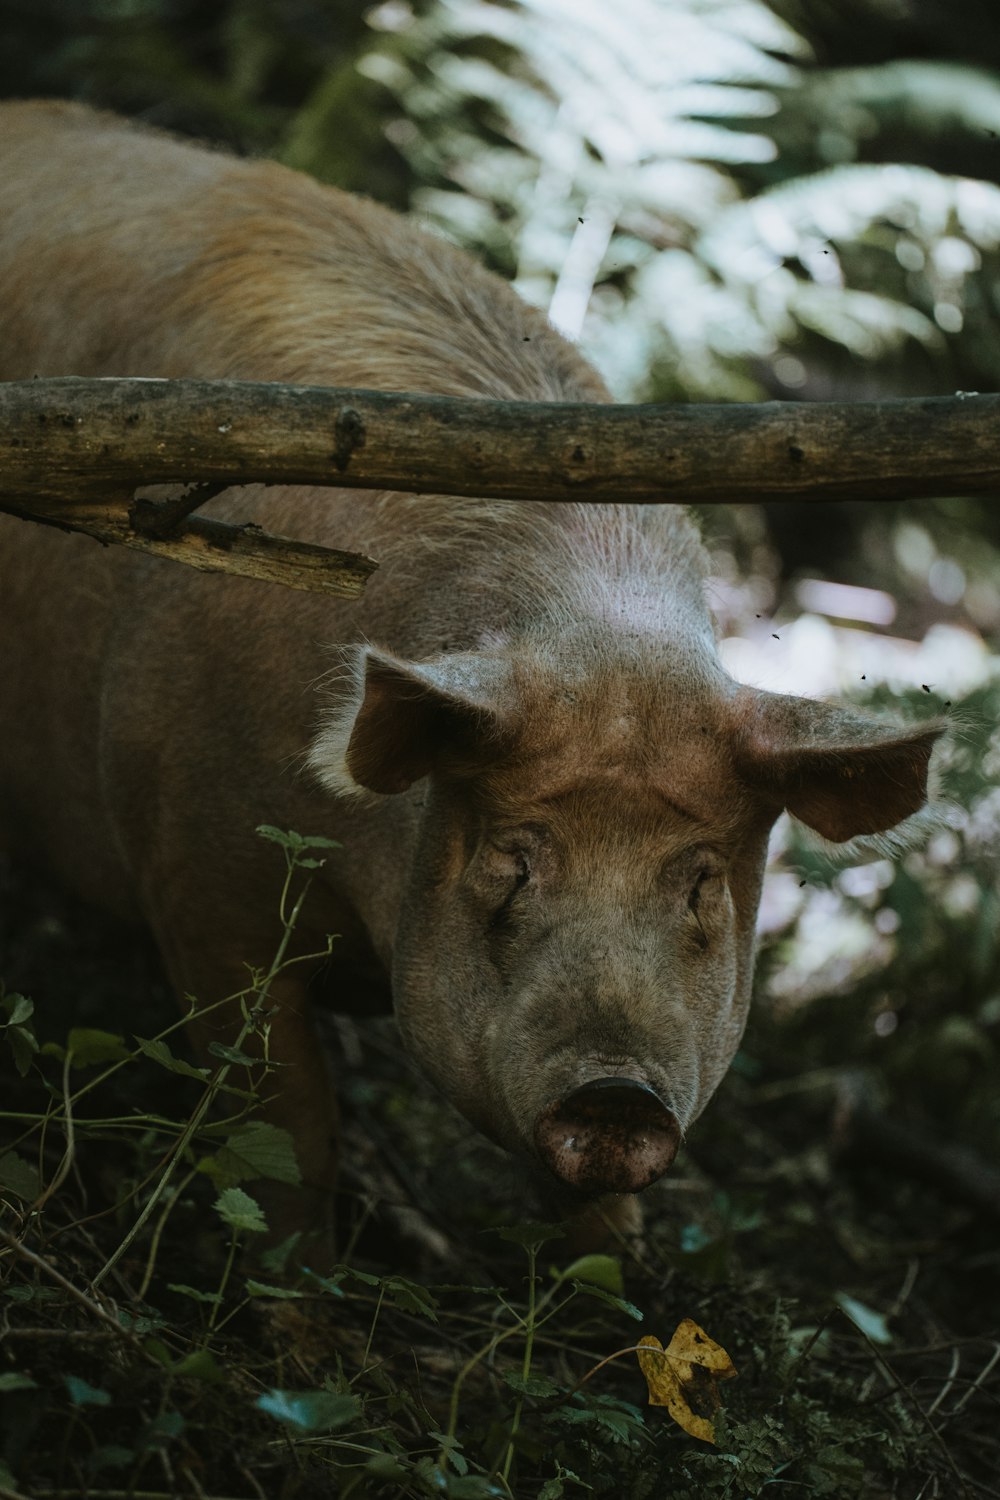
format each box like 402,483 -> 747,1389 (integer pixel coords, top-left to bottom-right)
1,487 -> 376,599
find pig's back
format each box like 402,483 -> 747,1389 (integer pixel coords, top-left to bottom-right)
0,100 -> 625,904
0,99 -> 607,402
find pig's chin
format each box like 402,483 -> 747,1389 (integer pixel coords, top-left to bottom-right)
532,1077 -> 682,1196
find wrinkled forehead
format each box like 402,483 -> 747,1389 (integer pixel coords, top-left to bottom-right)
480,656 -> 753,839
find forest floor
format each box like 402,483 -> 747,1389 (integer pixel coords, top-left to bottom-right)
2,798 -> 998,1500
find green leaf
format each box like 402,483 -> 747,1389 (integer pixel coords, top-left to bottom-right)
412,1458 -> 505,1497
256,825 -> 341,853
339,1265 -> 380,1286
65,1375 -> 112,1407
4,1285 -> 60,1304
572,1282 -> 644,1321
4,1020 -> 38,1076
213,1187 -> 269,1235
809,1445 -> 866,1485
539,1469 -> 583,1500
167,1284 -> 223,1306
1,991 -> 33,1026
257,1388 -> 360,1432
502,1370 -> 561,1398
679,1222 -> 715,1254
549,1394 -> 646,1446
259,1232 -> 307,1276
207,1040 -> 260,1067
431,1283 -> 505,1297
0,1150 -> 41,1202
428,1430 -> 469,1475
245,1279 -> 306,1300
0,1373 -> 37,1392
211,1121 -> 301,1186
381,1274 -> 439,1320
172,1349 -> 225,1383
118,1309 -> 167,1335
365,1452 -> 410,1480
834,1292 -> 892,1346
301,1268 -> 347,1297
134,1036 -> 209,1081
65,1028 -> 129,1068
553,1253 -> 623,1293
323,1265 -> 437,1314
7,1033 -> 38,1076
496,1221 -> 567,1251
256,824 -> 298,847
144,1338 -> 175,1368
141,1410 -> 185,1447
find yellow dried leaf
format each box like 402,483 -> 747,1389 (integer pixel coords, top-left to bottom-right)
668,1317 -> 738,1378
636,1320 -> 737,1444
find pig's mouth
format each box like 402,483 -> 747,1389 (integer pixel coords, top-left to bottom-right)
533,1077 -> 681,1195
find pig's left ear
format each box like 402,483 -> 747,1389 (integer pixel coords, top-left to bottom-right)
735,689 -> 944,842
310,647 -> 517,798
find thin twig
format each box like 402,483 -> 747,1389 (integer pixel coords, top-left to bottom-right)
0,1225 -> 155,1362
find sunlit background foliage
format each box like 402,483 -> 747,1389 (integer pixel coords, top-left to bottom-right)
8,0 -> 1000,402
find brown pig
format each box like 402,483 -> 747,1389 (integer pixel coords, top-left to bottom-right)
0,101 -> 941,1248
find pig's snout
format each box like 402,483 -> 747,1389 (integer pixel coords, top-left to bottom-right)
533,1077 -> 681,1195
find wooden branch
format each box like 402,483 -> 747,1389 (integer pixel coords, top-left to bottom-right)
2,377 -> 999,507
0,489 -> 376,598
3,377 -> 997,592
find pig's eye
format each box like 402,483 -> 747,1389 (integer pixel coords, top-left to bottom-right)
687,870 -> 712,948
486,837 -> 533,884
487,848 -> 531,933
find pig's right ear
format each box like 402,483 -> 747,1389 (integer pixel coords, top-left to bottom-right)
735,688 -> 944,843
309,647 -> 517,797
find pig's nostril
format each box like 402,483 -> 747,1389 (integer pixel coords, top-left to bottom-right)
533,1076 -> 681,1195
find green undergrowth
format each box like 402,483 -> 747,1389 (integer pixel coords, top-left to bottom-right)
2,684 -> 999,1499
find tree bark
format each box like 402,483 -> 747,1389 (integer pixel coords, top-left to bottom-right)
3,377 -> 999,504
2,377 -> 998,593
0,487 -> 377,598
